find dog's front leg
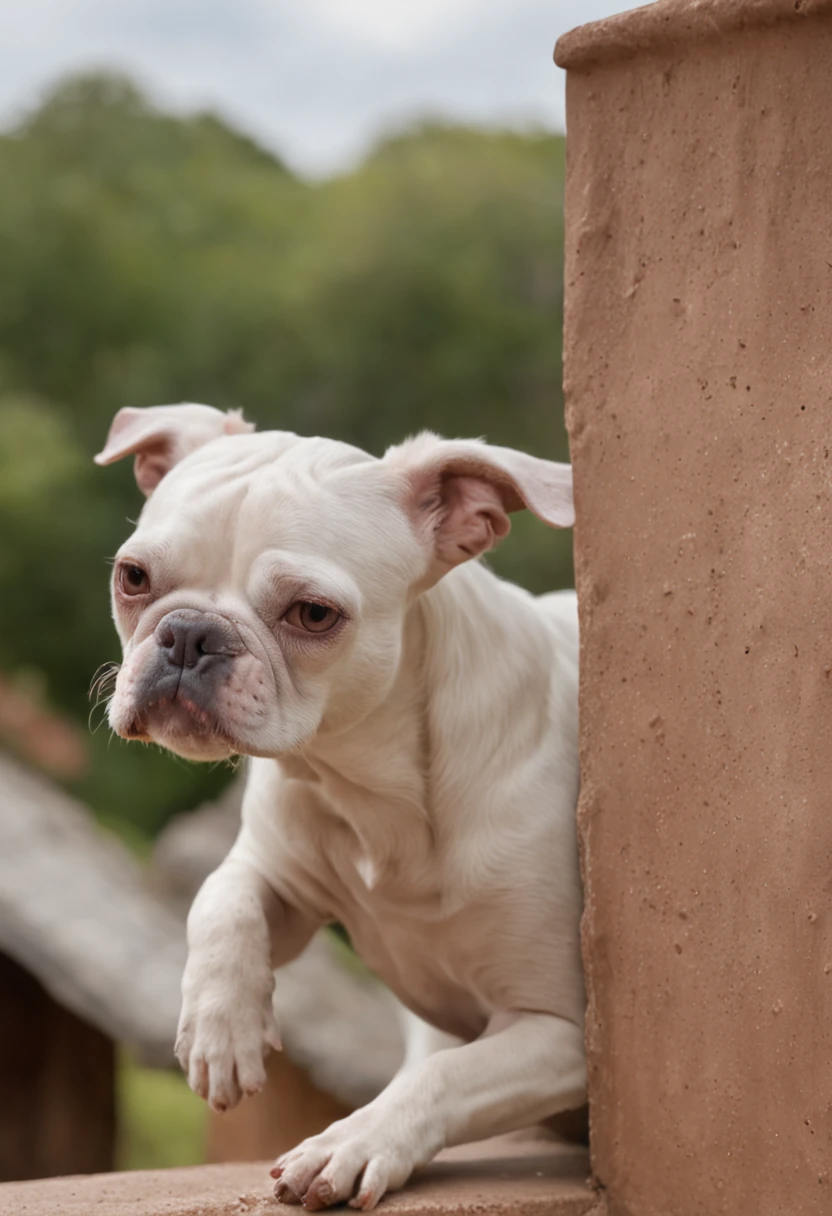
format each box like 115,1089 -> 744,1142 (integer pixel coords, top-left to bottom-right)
175,851 -> 317,1112
273,1010 -> 586,1211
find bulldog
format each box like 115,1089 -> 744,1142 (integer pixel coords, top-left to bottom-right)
95,402 -> 585,1210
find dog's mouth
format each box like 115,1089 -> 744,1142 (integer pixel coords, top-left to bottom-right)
122,694 -> 237,760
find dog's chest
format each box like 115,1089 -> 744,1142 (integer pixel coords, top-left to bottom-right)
263,707 -> 583,1035
330,859 -> 492,1039
290,785 -> 492,1037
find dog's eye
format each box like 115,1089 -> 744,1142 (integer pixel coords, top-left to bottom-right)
284,602 -> 341,634
118,562 -> 150,597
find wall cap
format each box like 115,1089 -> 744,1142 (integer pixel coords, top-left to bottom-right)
555,0 -> 832,70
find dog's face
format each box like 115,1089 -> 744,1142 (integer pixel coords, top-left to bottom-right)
96,404 -> 573,762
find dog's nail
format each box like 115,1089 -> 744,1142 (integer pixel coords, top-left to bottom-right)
310,1182 -> 332,1207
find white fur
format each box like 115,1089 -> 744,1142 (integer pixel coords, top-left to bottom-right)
98,405 -> 585,1210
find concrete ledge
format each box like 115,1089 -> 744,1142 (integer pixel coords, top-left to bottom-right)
555,0 -> 832,69
0,1137 -> 597,1216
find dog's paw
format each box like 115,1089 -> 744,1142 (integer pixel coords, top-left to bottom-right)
174,960 -> 280,1113
270,1108 -> 426,1211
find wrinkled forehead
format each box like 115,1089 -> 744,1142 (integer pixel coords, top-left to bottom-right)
120,431 -> 418,590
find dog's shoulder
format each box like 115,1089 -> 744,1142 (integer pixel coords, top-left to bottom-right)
535,589 -> 579,664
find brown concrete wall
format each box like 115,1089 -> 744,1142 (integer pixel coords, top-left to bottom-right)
557,3 -> 832,1214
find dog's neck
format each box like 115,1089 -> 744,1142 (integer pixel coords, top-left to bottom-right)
295,588 -> 434,894
292,562 -> 560,899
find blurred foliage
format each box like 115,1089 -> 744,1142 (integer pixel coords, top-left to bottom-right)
0,72 -> 570,840
117,1054 -> 206,1170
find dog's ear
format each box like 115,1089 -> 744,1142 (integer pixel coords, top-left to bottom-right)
94,403 -> 255,496
384,432 -> 574,576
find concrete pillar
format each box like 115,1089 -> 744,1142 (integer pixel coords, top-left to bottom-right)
557,2 -> 832,1213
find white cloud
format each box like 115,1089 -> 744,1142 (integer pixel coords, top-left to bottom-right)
0,0 -> 629,176
301,0 -> 484,52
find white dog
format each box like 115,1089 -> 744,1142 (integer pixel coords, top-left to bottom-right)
96,402 -> 586,1210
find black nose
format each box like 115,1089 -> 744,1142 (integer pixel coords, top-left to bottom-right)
155,613 -> 235,672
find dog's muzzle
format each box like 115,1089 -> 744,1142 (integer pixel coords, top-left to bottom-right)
124,609 -> 245,740
155,609 -> 243,675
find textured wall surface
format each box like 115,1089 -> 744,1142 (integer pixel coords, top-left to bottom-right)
558,2 -> 832,1214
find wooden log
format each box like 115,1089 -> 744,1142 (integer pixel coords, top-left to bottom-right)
0,951 -> 115,1181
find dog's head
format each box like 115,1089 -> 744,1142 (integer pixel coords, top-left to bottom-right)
95,404 -> 573,761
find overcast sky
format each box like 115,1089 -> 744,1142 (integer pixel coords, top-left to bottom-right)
0,0 -> 629,176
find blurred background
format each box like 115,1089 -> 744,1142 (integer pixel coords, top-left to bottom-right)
0,0 -> 623,1185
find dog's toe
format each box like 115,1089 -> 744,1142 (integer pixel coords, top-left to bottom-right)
299,1153 -> 362,1211
278,1140 -> 332,1205
304,1175 -> 339,1211
274,1181 -> 303,1205
275,1114 -> 415,1211
349,1158 -> 393,1211
187,1055 -> 209,1101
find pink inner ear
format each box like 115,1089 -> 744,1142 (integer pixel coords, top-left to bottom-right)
134,444 -> 174,496
435,476 -> 511,567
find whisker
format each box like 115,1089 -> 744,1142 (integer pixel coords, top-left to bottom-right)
89,661 -> 120,701
88,706 -> 109,735
88,682 -> 117,734
89,677 -> 115,706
